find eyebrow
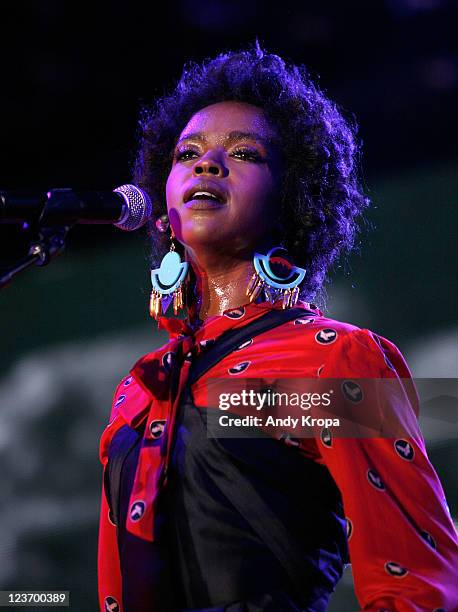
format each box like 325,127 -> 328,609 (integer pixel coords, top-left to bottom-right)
176,130 -> 276,148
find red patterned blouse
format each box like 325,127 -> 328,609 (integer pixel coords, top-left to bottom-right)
98,299 -> 458,612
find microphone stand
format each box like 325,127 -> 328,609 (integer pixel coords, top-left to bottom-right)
0,224 -> 71,290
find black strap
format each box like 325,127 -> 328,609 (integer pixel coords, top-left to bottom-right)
188,306 -> 313,386
166,307 -> 313,430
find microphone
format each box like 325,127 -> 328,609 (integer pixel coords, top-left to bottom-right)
0,184 -> 152,231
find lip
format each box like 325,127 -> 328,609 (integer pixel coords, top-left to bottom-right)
184,199 -> 226,211
183,181 -> 228,205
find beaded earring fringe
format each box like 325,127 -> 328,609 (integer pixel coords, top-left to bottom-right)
149,285 -> 185,319
246,272 -> 301,309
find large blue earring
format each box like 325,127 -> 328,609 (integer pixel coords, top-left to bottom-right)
149,223 -> 189,319
247,246 -> 306,308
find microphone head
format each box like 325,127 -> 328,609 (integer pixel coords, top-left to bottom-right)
113,184 -> 152,231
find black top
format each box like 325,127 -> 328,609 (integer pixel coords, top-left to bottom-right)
164,385 -> 348,611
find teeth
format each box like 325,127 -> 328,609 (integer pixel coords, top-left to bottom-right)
192,191 -> 219,200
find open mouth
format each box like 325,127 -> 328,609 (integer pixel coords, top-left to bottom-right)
183,183 -> 227,207
189,191 -> 222,202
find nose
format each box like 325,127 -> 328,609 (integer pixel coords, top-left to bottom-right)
192,152 -> 226,177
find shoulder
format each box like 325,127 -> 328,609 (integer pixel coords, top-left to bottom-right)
270,309 -> 411,379
309,314 -> 413,380
288,306 -> 410,374
286,310 -> 361,349
310,316 -> 420,419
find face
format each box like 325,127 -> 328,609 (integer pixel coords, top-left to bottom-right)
165,101 -> 282,263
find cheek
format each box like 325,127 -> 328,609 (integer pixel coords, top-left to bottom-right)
234,166 -> 278,216
165,168 -> 187,242
165,169 -> 179,207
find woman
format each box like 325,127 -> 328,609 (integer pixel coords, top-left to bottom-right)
97,45 -> 458,611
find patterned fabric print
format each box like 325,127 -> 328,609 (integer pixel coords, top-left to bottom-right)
315,329 -> 458,611
97,300 -> 458,612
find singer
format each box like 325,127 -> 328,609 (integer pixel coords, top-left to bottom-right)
97,44 -> 458,611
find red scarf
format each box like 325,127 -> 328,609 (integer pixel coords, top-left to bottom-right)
99,300 -> 320,542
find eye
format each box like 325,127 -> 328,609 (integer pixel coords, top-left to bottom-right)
174,147 -> 199,162
230,147 -> 264,162
174,145 -> 265,163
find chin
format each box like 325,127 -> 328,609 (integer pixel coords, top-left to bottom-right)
181,219 -> 224,243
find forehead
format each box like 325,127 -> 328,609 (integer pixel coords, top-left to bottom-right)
178,101 -> 277,141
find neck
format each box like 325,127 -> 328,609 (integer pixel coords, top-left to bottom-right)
188,252 -> 256,320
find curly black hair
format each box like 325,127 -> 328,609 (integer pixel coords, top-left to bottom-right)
134,42 -> 370,303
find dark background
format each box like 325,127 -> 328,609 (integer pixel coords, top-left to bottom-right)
1,1 -> 457,610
